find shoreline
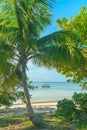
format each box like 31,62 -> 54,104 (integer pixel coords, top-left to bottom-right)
0,101 -> 57,117
0,100 -> 57,109
10,100 -> 57,109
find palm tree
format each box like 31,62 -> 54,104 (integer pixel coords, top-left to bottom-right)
0,0 -> 54,126
0,0 -> 86,126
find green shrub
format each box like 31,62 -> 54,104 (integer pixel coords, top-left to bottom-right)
0,93 -> 17,107
55,93 -> 87,128
72,93 -> 87,128
56,98 -> 75,121
72,92 -> 87,112
72,110 -> 87,128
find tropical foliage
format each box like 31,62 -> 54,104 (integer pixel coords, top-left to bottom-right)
0,0 -> 86,126
55,98 -> 75,121
56,92 -> 87,128
56,7 -> 87,88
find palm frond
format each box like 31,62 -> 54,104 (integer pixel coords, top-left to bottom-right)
0,63 -> 22,92
33,31 -> 86,69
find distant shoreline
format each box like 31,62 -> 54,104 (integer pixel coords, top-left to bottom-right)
32,81 -> 68,83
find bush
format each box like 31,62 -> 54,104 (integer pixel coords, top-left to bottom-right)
72,93 -> 87,128
56,98 -> 75,121
72,92 -> 87,112
0,93 -> 17,107
55,93 -> 87,128
72,110 -> 87,128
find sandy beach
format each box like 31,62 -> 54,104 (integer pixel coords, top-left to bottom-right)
0,101 -> 57,118
12,100 -> 57,108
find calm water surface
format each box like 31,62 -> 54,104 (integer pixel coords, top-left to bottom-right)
30,82 -> 83,102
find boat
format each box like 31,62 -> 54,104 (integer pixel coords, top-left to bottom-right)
42,84 -> 50,88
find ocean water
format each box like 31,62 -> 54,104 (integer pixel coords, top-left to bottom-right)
29,82 -> 83,102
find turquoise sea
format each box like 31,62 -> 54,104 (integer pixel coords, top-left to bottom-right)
30,82 -> 83,102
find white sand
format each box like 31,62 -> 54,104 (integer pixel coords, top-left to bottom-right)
0,101 -> 57,117
10,101 -> 57,108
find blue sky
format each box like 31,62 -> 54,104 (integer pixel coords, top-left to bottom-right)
27,0 -> 87,82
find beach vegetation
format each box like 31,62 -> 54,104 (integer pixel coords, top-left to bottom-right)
72,92 -> 87,128
0,114 -> 87,130
55,98 -> 75,121
56,7 -> 87,90
56,92 -> 87,128
0,76 -> 35,107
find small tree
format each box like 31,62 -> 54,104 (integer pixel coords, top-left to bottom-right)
56,7 -> 87,89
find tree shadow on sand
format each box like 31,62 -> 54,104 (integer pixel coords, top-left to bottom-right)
0,107 -> 75,130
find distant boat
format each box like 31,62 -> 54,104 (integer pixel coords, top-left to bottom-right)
42,84 -> 50,88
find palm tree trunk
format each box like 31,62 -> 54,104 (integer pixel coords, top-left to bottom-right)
22,62 -> 44,126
